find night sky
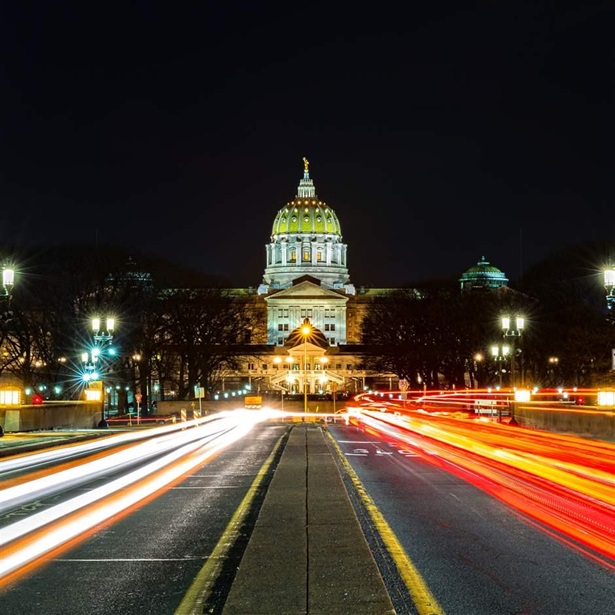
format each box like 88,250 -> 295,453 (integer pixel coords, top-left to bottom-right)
1,1 -> 613,287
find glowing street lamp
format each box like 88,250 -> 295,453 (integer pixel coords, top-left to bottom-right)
300,318 -> 313,417
88,315 -> 115,428
2,263 -> 14,296
2,263 -> 15,316
491,344 -> 510,390
502,315 -> 524,387
605,265 -> 615,319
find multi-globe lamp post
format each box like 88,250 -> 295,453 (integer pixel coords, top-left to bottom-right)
2,263 -> 15,319
501,315 -> 524,388
490,344 -> 510,390
82,317 -> 115,428
605,265 -> 615,321
501,315 -> 524,425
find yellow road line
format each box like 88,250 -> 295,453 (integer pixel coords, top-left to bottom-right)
175,430 -> 288,615
326,431 -> 446,615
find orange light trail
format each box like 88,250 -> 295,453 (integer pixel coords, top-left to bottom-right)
350,408 -> 615,568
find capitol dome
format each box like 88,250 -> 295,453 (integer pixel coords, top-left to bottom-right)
459,256 -> 508,291
261,159 -> 352,291
271,199 -> 342,237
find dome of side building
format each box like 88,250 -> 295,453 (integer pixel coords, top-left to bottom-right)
459,256 -> 509,291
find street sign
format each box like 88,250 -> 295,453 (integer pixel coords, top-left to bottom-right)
245,396 -> 262,409
135,393 -> 142,402
398,379 -> 409,391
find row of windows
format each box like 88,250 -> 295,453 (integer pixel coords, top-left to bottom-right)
287,251 -> 324,262
247,363 -> 357,371
278,322 -> 335,332
278,308 -> 336,318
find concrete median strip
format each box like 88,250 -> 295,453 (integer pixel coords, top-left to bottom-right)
220,424 -> 395,615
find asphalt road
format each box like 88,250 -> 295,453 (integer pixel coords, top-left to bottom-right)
0,423 -> 287,615
1,420 -> 613,615
329,424 -> 614,615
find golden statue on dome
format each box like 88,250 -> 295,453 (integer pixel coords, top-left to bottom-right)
303,157 -> 309,173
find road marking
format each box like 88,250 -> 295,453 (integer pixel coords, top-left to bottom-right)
398,449 -> 419,457
174,431 -> 287,615
337,440 -> 382,444
57,557 -> 207,562
326,431 -> 446,615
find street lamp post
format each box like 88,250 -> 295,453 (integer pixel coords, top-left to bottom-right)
2,263 -> 15,306
300,318 -> 312,419
548,356 -> 559,387
491,344 -> 510,422
1,263 -> 15,319
501,316 -> 524,388
90,316 -> 115,428
605,265 -> 615,321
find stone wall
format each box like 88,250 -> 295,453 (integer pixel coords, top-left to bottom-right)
0,402 -> 102,432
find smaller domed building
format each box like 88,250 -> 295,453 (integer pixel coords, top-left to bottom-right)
459,256 -> 508,292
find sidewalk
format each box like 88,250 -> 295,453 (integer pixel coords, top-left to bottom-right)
222,423 -> 395,615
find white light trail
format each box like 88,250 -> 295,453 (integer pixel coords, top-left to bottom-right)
0,415 -> 258,581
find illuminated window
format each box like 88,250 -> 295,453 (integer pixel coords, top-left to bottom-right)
303,250 -> 310,261
290,251 -> 296,262
317,251 -> 323,261
0,389 -> 20,405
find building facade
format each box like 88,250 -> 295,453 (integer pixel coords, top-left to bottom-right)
215,160 -> 511,400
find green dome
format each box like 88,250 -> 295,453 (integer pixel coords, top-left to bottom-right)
459,256 -> 508,291
272,198 -> 342,236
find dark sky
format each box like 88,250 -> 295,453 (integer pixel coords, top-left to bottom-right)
1,1 -> 613,287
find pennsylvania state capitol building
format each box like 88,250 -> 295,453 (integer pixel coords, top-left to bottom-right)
218,159 -> 508,400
